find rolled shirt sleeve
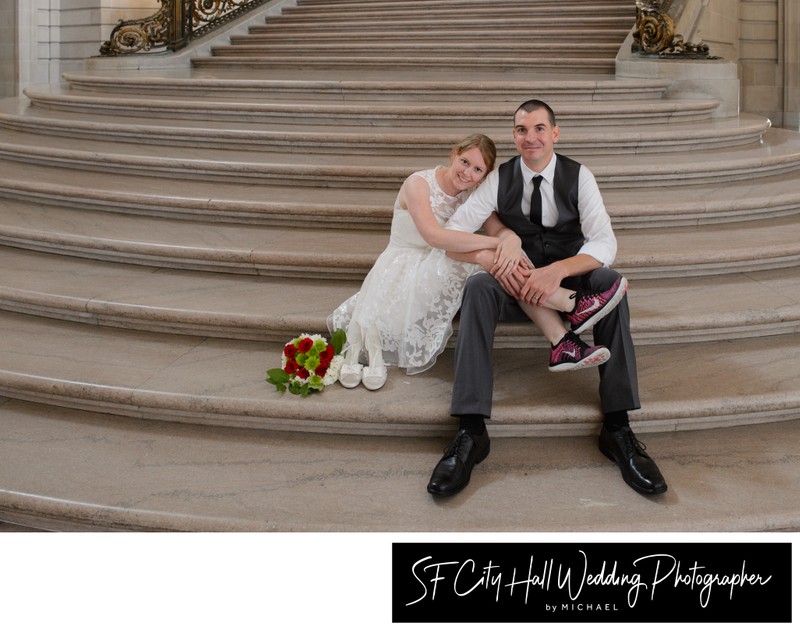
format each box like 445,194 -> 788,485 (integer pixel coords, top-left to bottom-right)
576,165 -> 617,267
444,169 -> 500,233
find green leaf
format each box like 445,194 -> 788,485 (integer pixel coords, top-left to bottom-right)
331,328 -> 347,355
266,368 -> 289,384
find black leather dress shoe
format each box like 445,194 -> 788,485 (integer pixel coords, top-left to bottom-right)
427,428 -> 490,497
599,426 -> 668,495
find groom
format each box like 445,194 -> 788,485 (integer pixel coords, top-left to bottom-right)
427,99 -> 667,498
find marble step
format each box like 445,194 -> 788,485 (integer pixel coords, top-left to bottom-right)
0,247 -> 797,344
21,86 -> 719,126
235,27 -> 632,44
209,42 -> 623,58
0,198 -> 798,279
194,54 -> 616,74
288,0 -> 633,14
1,159 -> 797,230
0,101 -> 768,156
276,4 -> 632,21
2,398 -> 797,532
260,15 -> 631,32
0,125 -> 797,190
293,0 -> 632,8
0,310 -> 798,437
61,72 -> 671,101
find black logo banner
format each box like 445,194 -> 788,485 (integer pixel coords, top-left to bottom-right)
392,542 -> 791,623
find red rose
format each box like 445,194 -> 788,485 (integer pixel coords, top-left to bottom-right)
315,365 -> 327,377
284,344 -> 297,358
297,367 -> 310,379
284,358 -> 299,374
297,337 -> 314,353
320,345 -> 334,362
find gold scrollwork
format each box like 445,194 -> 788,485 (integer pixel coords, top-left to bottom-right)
632,0 -> 718,59
632,1 -> 676,54
100,0 -> 270,56
100,0 -> 173,56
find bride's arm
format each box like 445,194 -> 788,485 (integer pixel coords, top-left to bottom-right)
401,176 -> 501,253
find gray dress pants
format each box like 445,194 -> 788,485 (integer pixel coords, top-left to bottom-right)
450,267 -> 640,419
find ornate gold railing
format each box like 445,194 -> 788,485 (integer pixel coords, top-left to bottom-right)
632,0 -> 718,58
100,0 -> 271,55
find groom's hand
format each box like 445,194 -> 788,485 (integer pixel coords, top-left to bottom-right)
492,259 -> 532,298
518,262 -> 568,305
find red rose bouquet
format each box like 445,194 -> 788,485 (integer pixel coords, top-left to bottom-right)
266,329 -> 346,397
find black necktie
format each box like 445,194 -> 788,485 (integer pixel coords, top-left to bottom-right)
530,175 -> 543,225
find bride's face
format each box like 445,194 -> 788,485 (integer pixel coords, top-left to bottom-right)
447,146 -> 489,192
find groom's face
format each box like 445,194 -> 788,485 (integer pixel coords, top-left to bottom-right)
513,108 -> 560,172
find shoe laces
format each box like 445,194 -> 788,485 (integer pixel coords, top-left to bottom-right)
618,428 -> 649,458
555,333 -> 588,356
443,430 -> 473,458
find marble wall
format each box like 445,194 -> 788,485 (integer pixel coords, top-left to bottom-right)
0,0 -> 16,97
2,0 -> 158,97
696,0 -> 797,128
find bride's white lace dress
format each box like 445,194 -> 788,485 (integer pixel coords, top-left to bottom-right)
328,167 -> 482,374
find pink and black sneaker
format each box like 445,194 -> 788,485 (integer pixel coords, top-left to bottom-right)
565,277 -> 628,334
549,331 -> 610,372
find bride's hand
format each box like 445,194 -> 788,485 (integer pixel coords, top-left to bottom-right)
491,233 -> 522,277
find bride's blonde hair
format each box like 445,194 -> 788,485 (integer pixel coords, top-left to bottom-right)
451,134 -> 497,175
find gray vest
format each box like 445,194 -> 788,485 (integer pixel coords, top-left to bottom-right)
496,154 -> 585,268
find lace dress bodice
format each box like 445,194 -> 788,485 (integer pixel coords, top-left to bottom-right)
328,167 -> 483,374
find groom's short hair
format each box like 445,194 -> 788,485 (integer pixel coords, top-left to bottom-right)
515,100 -> 557,127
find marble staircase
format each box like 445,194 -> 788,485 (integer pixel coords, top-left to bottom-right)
0,0 -> 798,531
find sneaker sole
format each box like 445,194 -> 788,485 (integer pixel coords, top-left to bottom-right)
548,347 -> 610,372
572,277 -> 628,334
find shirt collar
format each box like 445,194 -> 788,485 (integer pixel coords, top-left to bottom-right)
520,153 -> 557,184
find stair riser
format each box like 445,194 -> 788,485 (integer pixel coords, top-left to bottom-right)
2,182 -> 798,230
1,292 -> 797,346
2,143 -> 796,190
1,373 -> 799,439
1,232 -> 798,281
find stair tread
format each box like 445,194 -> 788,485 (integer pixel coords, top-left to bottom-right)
0,247 -> 797,343
1,125 -> 796,181
2,157 -> 799,232
23,84 -> 713,116
1,310 -> 799,436
4,97 -> 766,137
2,398 -> 797,532
63,71 -> 665,97
0,199 -> 798,277
0,100 -> 769,156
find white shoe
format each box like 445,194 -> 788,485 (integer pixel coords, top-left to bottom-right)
362,333 -> 387,390
362,363 -> 387,391
339,363 -> 363,388
361,353 -> 386,390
